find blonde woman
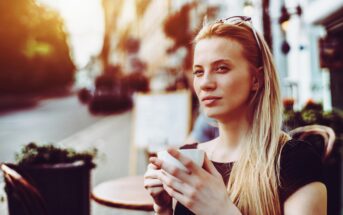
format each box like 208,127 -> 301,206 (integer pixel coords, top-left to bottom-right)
144,16 -> 326,215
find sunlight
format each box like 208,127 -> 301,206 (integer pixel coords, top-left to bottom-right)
117,0 -> 137,32
37,0 -> 105,68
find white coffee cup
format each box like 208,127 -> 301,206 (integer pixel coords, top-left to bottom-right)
157,149 -> 205,171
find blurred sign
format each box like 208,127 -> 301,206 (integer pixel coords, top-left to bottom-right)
132,90 -> 191,151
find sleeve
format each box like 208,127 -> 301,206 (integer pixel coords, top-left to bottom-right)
279,139 -> 324,201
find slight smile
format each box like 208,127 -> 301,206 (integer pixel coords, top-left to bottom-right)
201,96 -> 222,106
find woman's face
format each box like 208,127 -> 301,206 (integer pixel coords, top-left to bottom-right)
193,37 -> 254,121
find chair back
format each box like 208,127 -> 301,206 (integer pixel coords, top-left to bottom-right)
289,124 -> 336,160
1,163 -> 48,215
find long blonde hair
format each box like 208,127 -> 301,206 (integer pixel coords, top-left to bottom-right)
194,20 -> 290,215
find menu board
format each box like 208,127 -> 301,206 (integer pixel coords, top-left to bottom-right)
132,90 -> 192,151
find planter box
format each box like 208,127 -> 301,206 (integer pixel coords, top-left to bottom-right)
4,161 -> 91,215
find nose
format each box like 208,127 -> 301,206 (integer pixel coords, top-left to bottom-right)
199,72 -> 216,91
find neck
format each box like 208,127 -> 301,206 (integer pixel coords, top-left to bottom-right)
217,117 -> 249,149
217,106 -> 250,148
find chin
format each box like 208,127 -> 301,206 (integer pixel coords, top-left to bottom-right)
203,108 -> 225,120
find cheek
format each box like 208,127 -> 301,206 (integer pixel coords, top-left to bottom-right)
221,76 -> 252,101
193,78 -> 201,98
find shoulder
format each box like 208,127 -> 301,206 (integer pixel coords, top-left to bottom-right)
280,139 -> 323,172
281,138 -> 323,158
279,139 -> 324,201
284,181 -> 327,215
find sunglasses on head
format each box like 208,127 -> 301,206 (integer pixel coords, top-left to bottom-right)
215,16 -> 262,51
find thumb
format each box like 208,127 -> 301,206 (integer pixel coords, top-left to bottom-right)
202,154 -> 220,176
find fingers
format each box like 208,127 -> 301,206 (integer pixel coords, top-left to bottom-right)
159,169 -> 190,194
151,155 -> 200,186
144,168 -> 167,202
144,178 -> 163,189
167,148 -> 200,174
144,163 -> 163,188
144,167 -> 160,179
147,186 -> 165,197
202,154 -> 221,177
149,157 -> 162,168
162,183 -> 195,211
147,162 -> 160,170
147,186 -> 172,208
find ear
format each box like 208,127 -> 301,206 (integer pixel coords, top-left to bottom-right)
251,76 -> 259,91
251,67 -> 263,92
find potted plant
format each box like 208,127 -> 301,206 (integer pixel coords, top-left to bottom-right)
283,99 -> 343,136
3,142 -> 97,215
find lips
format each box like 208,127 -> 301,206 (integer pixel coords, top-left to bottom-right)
201,96 -> 222,106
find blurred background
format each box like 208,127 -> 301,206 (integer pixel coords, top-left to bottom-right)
0,0 -> 342,214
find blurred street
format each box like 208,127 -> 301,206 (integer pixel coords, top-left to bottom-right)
0,95 -> 105,163
1,0 -> 342,214
0,95 -> 151,214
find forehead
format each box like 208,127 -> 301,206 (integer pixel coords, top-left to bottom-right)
193,37 -> 244,65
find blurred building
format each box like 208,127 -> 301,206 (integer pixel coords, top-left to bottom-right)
99,0 -> 343,114
104,0 -> 263,75
271,0 -> 343,112
303,0 -> 343,111
271,1 -> 343,214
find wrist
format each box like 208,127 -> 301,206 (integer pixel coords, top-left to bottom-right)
219,197 -> 241,215
225,203 -> 242,215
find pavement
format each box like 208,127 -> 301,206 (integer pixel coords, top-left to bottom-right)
60,111 -> 152,215
0,96 -> 153,215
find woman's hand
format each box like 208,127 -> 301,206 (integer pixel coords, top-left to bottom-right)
143,162 -> 172,214
151,148 -> 241,215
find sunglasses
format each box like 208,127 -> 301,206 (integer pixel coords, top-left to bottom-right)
215,16 -> 262,51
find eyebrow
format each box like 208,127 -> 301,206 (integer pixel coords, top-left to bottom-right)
193,59 -> 233,68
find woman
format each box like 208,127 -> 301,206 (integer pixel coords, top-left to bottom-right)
144,16 -> 327,215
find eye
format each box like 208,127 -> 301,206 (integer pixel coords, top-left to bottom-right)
192,69 -> 204,77
216,65 -> 230,73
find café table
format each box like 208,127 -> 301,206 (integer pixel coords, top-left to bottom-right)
91,175 -> 154,211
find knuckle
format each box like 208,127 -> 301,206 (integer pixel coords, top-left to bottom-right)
149,188 -> 162,197
168,189 -> 176,197
194,182 -> 203,189
184,160 -> 194,169
165,178 -> 174,187
185,199 -> 194,208
189,190 -> 197,199
170,167 -> 179,176
149,190 -> 157,197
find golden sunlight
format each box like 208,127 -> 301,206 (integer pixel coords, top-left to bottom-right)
37,0 -> 105,68
117,0 -> 137,32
